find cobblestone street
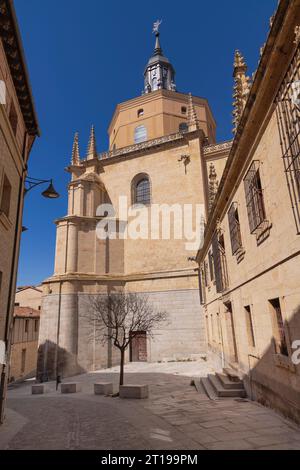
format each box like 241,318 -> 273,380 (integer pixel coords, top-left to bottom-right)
1,361 -> 300,450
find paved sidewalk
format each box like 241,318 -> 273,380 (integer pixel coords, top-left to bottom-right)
1,361 -> 300,450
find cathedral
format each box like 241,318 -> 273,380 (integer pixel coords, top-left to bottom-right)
37,1 -> 300,425
37,25 -> 230,379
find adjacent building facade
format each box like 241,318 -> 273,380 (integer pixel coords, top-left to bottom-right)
9,305 -> 40,382
15,285 -> 42,311
197,0 -> 300,423
0,0 -> 39,422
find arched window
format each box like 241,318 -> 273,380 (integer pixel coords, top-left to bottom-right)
137,109 -> 144,118
132,174 -> 151,205
134,125 -> 147,143
179,122 -> 188,133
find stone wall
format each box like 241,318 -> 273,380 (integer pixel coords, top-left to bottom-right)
38,285 -> 205,378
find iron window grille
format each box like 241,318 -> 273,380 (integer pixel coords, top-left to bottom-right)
135,178 -> 151,205
244,161 -> 266,234
208,250 -> 215,282
198,267 -> 206,305
228,202 -> 243,255
275,45 -> 300,233
204,261 -> 209,287
212,231 -> 229,294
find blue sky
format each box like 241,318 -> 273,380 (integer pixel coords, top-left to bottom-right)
15,0 -> 277,286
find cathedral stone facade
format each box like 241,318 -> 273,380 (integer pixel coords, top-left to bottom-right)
38,30 -> 228,379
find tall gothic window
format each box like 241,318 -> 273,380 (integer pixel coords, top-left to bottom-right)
132,174 -> 151,206
134,125 -> 147,143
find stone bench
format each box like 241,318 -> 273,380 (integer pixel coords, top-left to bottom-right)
32,384 -> 45,395
61,383 -> 81,394
94,382 -> 114,396
119,384 -> 149,399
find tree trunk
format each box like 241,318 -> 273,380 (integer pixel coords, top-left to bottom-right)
119,349 -> 125,386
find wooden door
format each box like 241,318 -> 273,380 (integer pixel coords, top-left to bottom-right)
130,332 -> 147,362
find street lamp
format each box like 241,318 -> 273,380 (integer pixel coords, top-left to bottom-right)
24,177 -> 60,199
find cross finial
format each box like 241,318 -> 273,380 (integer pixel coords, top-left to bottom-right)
153,19 -> 162,34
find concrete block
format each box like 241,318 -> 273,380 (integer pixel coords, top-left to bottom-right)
119,384 -> 149,399
32,384 -> 45,395
61,383 -> 81,394
94,382 -> 114,395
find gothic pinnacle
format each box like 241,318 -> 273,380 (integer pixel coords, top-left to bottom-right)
86,125 -> 97,160
187,93 -> 199,131
208,163 -> 219,211
232,50 -> 251,134
71,132 -> 80,166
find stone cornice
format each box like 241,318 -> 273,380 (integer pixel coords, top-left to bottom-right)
203,140 -> 233,156
54,215 -> 105,225
0,0 -> 39,136
75,130 -> 204,169
43,267 -> 198,284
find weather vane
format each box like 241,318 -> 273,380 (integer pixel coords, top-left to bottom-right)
153,19 -> 162,34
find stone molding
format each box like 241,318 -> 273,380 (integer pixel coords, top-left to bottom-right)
203,140 -> 233,156
43,268 -> 198,284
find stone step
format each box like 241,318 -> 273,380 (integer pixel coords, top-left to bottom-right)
216,372 -> 244,390
192,377 -> 207,395
201,377 -> 218,400
208,374 -> 246,398
223,367 -> 242,383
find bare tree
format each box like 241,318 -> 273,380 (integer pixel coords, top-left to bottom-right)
84,292 -> 168,388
